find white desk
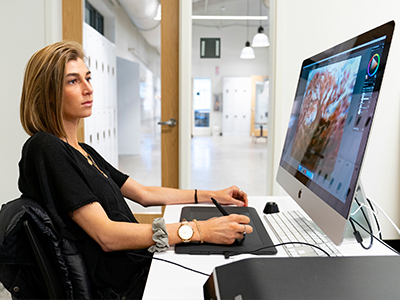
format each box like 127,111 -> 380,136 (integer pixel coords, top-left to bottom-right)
142,196 -> 395,300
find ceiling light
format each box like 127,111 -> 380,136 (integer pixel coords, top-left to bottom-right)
252,26 -> 270,47
252,0 -> 269,47
240,0 -> 255,59
240,41 -> 255,59
192,15 -> 268,21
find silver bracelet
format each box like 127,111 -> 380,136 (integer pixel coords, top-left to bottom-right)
148,217 -> 169,253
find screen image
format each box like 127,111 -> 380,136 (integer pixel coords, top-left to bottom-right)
291,57 -> 361,188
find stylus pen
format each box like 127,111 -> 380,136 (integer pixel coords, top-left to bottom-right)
211,198 -> 229,216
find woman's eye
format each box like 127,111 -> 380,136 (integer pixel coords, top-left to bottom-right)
86,77 -> 92,82
68,79 -> 77,84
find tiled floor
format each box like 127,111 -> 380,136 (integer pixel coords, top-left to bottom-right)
119,134 -> 268,198
190,135 -> 268,195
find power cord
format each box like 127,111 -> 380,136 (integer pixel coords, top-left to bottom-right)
349,217 -> 400,256
366,196 -> 400,237
130,252 -> 210,277
349,197 -> 373,250
129,240 -> 333,278
132,232 -> 399,279
366,197 -> 382,239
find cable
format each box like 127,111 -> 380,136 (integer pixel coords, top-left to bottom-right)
349,218 -> 372,250
130,252 -> 210,277
367,197 -> 400,237
351,198 -> 383,239
366,197 -> 382,239
129,230 -> 399,278
350,217 -> 400,256
129,241 -> 332,278
350,197 -> 373,250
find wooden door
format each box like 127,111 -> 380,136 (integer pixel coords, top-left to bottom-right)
131,0 -> 181,222
160,0 -> 179,190
62,0 -> 85,142
129,0 -> 182,222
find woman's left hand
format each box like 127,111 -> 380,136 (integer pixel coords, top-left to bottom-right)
213,185 -> 248,207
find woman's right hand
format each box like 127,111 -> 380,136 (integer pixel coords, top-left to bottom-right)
199,214 -> 253,244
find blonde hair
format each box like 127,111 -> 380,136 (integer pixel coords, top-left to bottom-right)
20,40 -> 85,137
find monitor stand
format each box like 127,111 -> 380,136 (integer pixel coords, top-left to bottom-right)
342,180 -> 379,243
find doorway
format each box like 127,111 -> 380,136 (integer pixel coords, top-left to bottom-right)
193,77 -> 212,136
191,0 -> 270,195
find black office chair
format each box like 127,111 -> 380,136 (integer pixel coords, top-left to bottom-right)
0,197 -> 92,299
23,218 -> 66,299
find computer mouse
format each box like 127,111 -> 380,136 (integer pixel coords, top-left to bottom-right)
263,202 -> 279,214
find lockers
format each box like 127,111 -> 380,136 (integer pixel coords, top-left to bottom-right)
83,23 -> 118,167
222,77 -> 252,136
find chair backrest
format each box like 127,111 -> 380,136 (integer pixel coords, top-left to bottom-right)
0,197 -> 92,299
23,219 -> 67,299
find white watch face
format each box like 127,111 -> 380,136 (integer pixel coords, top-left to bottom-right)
179,224 -> 193,239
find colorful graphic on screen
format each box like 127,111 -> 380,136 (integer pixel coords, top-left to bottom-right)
367,54 -> 380,76
290,56 -> 361,181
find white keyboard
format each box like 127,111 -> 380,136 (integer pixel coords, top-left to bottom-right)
264,210 -> 342,257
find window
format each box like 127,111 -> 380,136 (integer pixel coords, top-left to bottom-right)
85,1 -> 104,35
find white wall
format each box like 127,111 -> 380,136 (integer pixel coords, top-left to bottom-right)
192,23 -> 270,132
272,0 -> 400,239
0,0 -> 62,204
117,57 -> 141,155
114,4 -> 160,78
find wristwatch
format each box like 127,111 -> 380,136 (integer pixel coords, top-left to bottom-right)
178,219 -> 194,243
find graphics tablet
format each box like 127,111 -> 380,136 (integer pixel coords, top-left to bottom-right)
174,206 -> 277,256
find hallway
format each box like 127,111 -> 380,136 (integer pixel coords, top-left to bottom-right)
119,135 -> 268,196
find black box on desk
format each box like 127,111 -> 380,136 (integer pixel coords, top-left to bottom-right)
204,256 -> 400,300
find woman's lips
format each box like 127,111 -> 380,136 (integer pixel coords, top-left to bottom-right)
82,100 -> 93,106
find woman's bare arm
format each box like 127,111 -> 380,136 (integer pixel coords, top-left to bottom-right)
70,201 -> 252,252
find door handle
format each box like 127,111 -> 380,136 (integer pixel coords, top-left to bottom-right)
158,118 -> 177,127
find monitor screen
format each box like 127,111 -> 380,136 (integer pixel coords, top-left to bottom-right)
277,21 -> 395,245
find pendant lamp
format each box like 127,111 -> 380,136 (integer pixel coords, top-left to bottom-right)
240,41 -> 255,59
252,26 -> 270,47
252,0 -> 269,47
240,0 -> 255,59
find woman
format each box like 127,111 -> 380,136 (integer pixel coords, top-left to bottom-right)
18,41 -> 253,299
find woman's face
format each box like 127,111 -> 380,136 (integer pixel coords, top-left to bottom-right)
63,58 -> 93,123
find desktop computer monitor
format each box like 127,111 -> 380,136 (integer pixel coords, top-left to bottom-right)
276,21 -> 395,246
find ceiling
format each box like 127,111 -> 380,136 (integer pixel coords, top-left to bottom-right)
192,0 -> 269,17
192,0 -> 270,28
115,0 -> 270,52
